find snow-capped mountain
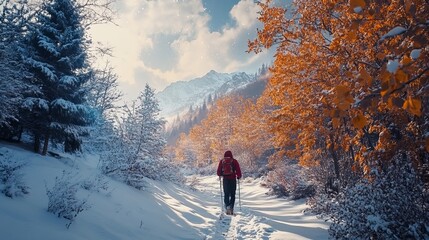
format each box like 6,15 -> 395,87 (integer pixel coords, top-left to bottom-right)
156,70 -> 255,120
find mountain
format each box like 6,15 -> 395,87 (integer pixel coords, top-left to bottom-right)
156,70 -> 256,120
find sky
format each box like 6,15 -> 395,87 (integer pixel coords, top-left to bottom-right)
89,0 -> 275,102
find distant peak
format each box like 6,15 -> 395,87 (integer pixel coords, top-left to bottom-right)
206,70 -> 218,75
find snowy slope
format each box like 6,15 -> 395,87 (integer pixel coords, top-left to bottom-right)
0,142 -> 329,239
156,70 -> 254,120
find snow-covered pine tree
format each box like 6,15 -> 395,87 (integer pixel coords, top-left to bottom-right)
20,0 -> 93,154
100,84 -> 181,188
0,0 -> 31,140
122,84 -> 168,183
135,84 -> 166,160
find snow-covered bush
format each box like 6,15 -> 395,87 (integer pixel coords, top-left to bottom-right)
101,148 -> 183,190
0,149 -> 29,198
46,171 -> 89,228
136,157 -> 183,182
186,175 -> 201,191
265,162 -> 315,200
80,174 -> 109,194
328,155 -> 429,239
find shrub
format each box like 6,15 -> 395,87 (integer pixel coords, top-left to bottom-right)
328,155 -> 429,239
46,171 -> 89,228
265,162 -> 315,200
80,174 -> 109,194
0,148 -> 29,198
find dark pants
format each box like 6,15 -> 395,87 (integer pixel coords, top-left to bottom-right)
223,178 -> 236,210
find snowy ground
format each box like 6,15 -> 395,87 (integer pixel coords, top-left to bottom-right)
0,142 -> 329,240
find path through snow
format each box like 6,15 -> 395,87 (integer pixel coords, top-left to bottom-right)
0,143 -> 329,240
192,176 -> 329,240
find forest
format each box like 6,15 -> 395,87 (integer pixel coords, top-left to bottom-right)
0,0 -> 428,239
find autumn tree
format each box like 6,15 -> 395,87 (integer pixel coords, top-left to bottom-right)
174,94 -> 274,172
249,0 -> 428,238
249,0 -> 428,183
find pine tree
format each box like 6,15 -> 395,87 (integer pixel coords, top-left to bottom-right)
21,0 -> 93,154
135,84 -> 166,159
0,0 -> 31,140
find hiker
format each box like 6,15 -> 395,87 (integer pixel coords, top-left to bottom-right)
217,150 -> 242,215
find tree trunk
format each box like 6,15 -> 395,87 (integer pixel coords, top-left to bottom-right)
34,133 -> 40,153
329,134 -> 340,179
42,132 -> 49,156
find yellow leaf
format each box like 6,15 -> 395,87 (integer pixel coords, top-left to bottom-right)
332,118 -> 340,129
401,55 -> 412,65
335,85 -> 351,99
334,85 -> 353,110
395,69 -> 408,83
376,52 -> 385,60
346,31 -> 357,41
350,0 -> 366,10
352,112 -> 367,129
380,69 -> 390,82
363,165 -> 370,175
359,69 -> 372,85
338,101 -> 352,111
330,109 -> 340,118
351,20 -> 360,30
380,81 -> 391,97
405,0 -> 416,16
403,97 -> 422,116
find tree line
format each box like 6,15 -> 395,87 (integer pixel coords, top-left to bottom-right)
0,0 -> 174,187
0,0 -> 116,154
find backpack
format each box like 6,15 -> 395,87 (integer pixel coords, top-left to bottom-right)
221,158 -> 234,176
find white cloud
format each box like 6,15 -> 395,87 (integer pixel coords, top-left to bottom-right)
89,0 -> 273,99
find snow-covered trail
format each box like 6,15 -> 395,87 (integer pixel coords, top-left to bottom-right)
193,176 -> 330,240
0,143 -> 328,239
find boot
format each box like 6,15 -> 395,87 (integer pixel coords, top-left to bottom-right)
226,206 -> 232,215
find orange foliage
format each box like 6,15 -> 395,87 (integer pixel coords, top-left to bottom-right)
248,0 -> 428,176
173,95 -> 274,169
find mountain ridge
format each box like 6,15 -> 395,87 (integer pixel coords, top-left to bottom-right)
156,70 -> 256,120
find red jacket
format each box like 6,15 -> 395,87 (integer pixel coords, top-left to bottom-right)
217,158 -> 242,180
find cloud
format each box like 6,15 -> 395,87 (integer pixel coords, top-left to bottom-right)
89,0 -> 273,100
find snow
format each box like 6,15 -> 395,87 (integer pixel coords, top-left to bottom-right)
380,26 -> 406,41
0,142 -> 329,239
353,7 -> 363,13
156,70 -> 255,120
60,75 -> 78,85
52,98 -> 77,111
21,97 -> 49,111
410,49 -> 421,60
387,59 -> 399,73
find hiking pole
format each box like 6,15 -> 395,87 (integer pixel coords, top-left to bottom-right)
238,179 -> 242,211
219,176 -> 223,214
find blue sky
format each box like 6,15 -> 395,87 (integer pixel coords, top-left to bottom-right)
90,0 -> 274,102
203,0 -> 240,31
